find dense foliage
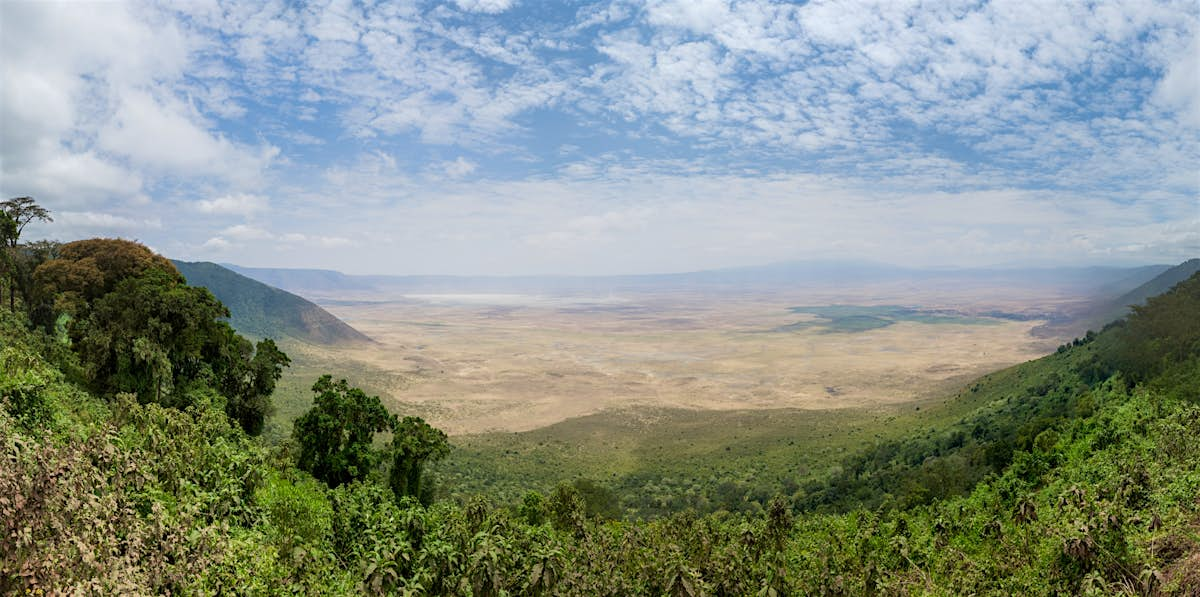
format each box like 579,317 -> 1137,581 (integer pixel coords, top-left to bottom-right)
293,375 -> 449,506
295,375 -> 396,488
1,219 -> 1197,594
25,237 -> 291,435
389,415 -> 450,505
0,197 -> 52,312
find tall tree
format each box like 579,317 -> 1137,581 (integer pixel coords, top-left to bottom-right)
0,212 -> 16,309
1,197 -> 52,310
294,376 -> 396,488
73,268 -> 229,403
217,337 -> 291,436
9,240 -> 60,326
388,416 -> 450,505
1,197 -> 52,243
32,238 -> 180,326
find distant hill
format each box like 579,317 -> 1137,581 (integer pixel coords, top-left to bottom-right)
224,260 -> 1174,298
173,261 -> 372,346
1078,258 -> 1200,333
221,264 -> 376,295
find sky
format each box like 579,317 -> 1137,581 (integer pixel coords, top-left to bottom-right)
1,0 -> 1198,276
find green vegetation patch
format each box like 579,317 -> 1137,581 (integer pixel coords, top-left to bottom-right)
780,304 -> 1003,333
439,386 -> 992,519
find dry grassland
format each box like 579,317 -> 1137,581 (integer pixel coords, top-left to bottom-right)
281,285 -> 1070,435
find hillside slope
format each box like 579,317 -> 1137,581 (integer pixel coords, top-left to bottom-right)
1081,258 -> 1200,332
174,260 -> 372,345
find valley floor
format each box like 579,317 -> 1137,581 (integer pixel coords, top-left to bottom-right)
272,285 -> 1068,436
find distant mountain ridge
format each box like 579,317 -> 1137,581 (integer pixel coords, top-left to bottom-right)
174,261 -> 372,346
221,264 -> 376,294
224,260 -> 1175,299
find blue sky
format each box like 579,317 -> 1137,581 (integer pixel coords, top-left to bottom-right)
1,0 -> 1197,275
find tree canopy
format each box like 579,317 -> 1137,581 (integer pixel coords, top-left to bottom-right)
1,196 -> 53,310
0,197 -> 53,245
294,375 -> 396,488
295,377 -> 451,505
33,239 -> 181,316
25,237 -> 288,435
389,415 -> 449,505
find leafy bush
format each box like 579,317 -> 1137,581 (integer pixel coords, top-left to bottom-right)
256,469 -> 334,547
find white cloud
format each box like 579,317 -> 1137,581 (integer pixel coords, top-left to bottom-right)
305,0 -> 361,43
54,211 -> 162,234
454,0 -> 517,14
316,236 -> 353,248
202,236 -> 231,250
97,90 -> 276,182
195,225 -> 352,251
583,0 -> 1200,191
525,206 -> 656,248
1154,33 -> 1200,127
221,224 -> 274,241
195,193 -> 271,216
246,159 -> 1196,275
4,1 -> 1196,275
433,157 -> 478,179
0,1 -> 276,206
1,151 -> 144,207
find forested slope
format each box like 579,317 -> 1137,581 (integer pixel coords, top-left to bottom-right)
2,242 -> 1199,594
174,260 -> 372,346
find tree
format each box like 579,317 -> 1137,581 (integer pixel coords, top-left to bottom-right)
212,332 -> 291,436
33,238 -> 289,435
32,238 -> 180,328
73,268 -> 230,404
228,338 -> 290,436
35,238 -> 179,301
1,197 -> 52,244
10,240 -> 60,326
294,375 -> 395,488
0,211 -> 16,246
546,483 -> 587,537
388,416 -> 449,505
571,478 -> 622,520
519,491 -> 548,525
0,212 -> 16,309
1,197 -> 52,310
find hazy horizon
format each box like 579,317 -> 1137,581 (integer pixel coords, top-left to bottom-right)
209,257 -> 1186,280
3,1 -> 1197,276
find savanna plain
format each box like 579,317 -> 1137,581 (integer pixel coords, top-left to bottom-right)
267,278 -> 1084,508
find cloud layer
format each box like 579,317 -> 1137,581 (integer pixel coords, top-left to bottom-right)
2,0 -> 1197,274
